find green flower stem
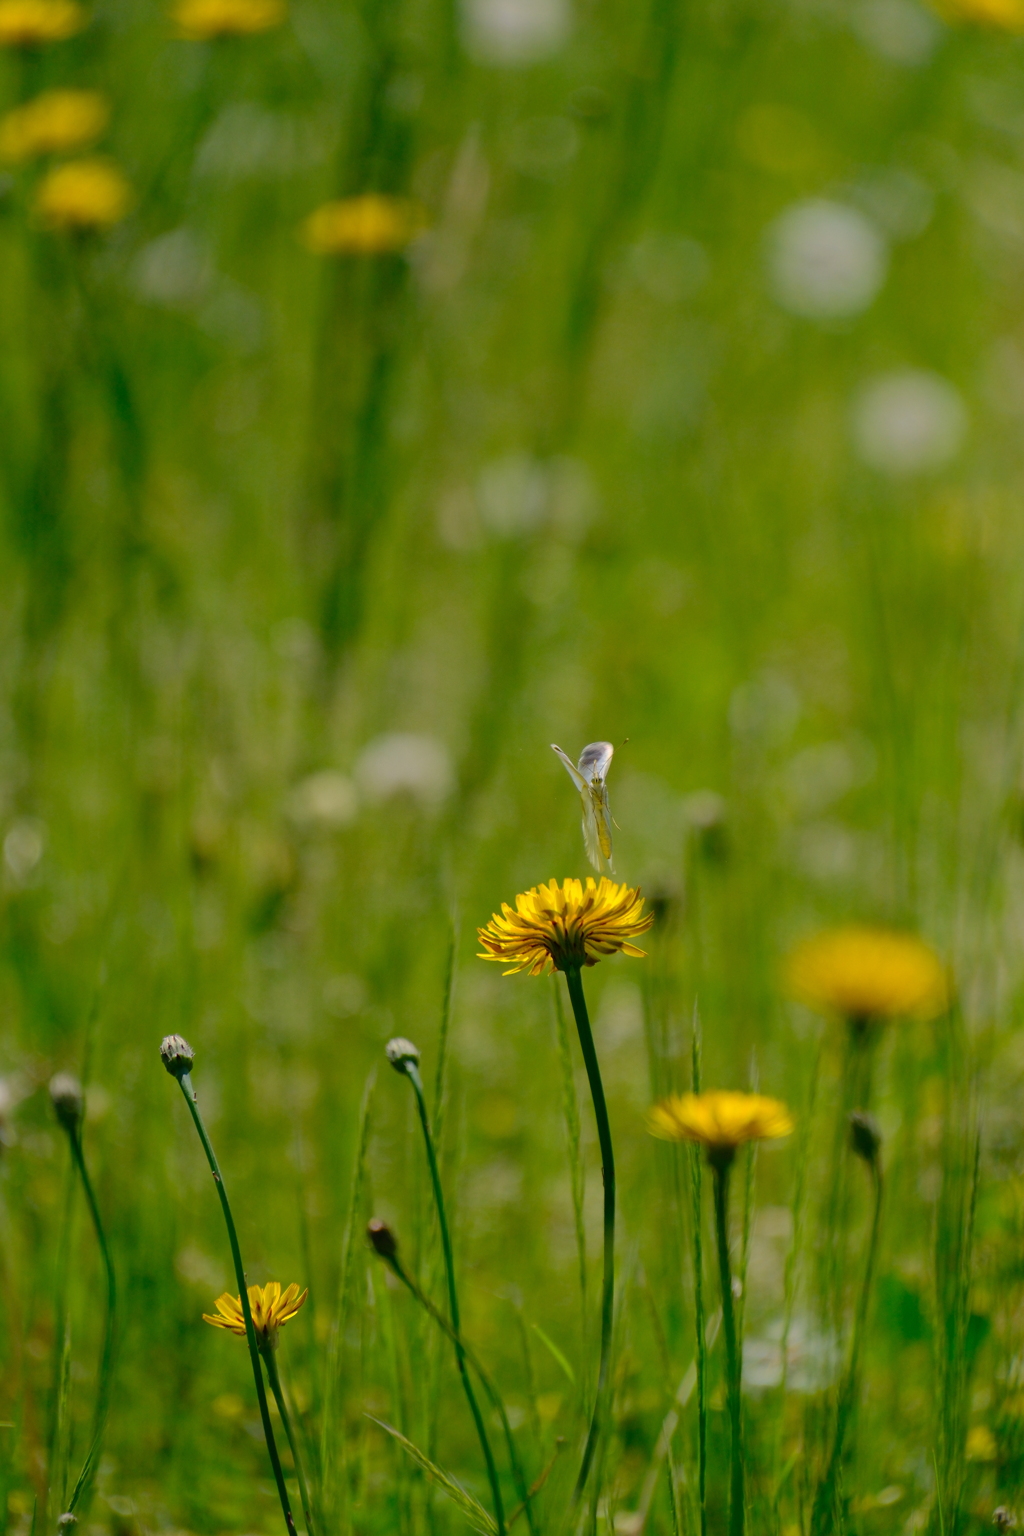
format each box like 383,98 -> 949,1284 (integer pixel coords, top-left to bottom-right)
402,1061 -> 506,1536
175,1073 -> 298,1536
711,1157 -> 744,1536
691,1029 -> 707,1536
262,1344 -> 317,1536
380,1246 -> 536,1535
810,1153 -> 884,1536
563,964 -> 614,1508
62,1127 -> 116,1520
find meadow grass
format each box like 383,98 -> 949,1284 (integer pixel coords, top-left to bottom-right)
2,0 -> 1024,1533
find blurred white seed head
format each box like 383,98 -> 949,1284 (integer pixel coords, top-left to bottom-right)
767,200 -> 887,319
286,770 -> 358,829
354,734 -> 454,806
851,369 -> 967,474
462,0 -> 571,64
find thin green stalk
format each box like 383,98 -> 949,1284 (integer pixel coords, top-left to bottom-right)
173,1068 -> 297,1536
553,978 -> 587,1330
401,1058 -> 506,1536
378,1243 -> 535,1533
263,1345 -> 316,1536
691,1024 -> 707,1536
563,965 -> 614,1510
712,1158 -> 744,1536
810,1153 -> 884,1536
63,1131 -> 116,1519
44,1157 -> 75,1523
321,1069 -> 375,1531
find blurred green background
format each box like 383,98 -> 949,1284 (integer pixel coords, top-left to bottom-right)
4,0 -> 1024,1530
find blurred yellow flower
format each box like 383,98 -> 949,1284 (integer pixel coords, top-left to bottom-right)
34,157 -> 131,230
301,194 -> 425,256
0,89 -> 108,162
478,876 -> 654,976
203,1281 -> 307,1346
0,0 -> 85,44
647,1090 -> 794,1153
784,926 -> 950,1024
931,0 -> 1024,26
965,1424 -> 998,1462
171,0 -> 285,38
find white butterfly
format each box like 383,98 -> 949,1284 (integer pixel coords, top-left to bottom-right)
551,741 -> 615,874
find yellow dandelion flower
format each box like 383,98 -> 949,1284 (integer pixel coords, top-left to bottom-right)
647,1090 -> 795,1157
301,193 -> 425,256
34,157 -> 131,230
477,876 -> 654,977
0,89 -> 108,163
171,0 -> 285,38
0,0 -> 85,45
784,926 -> 950,1025
203,1281 -> 308,1347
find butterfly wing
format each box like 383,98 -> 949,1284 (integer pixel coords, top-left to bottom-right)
578,742 -> 615,873
551,743 -> 588,794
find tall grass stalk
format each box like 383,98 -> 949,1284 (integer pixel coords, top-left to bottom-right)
810,1121 -> 884,1536
711,1155 -> 744,1536
387,1043 -> 505,1535
368,1221 -> 536,1534
160,1041 -> 297,1536
562,965 -> 614,1511
321,1069 -> 376,1532
690,1021 -> 707,1536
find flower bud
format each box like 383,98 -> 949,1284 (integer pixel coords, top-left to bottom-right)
160,1034 -> 195,1078
994,1511 -> 1017,1532
385,1037 -> 420,1074
367,1218 -> 398,1260
57,1514 -> 77,1529
849,1110 -> 881,1167
49,1073 -> 83,1133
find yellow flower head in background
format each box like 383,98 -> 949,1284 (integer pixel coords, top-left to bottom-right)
34,157 -> 131,230
647,1090 -> 794,1160
0,90 -> 108,163
784,926 -> 950,1025
478,876 -> 654,976
929,0 -> 1024,27
203,1281 -> 307,1347
301,194 -> 425,256
171,0 -> 286,39
0,0 -> 85,45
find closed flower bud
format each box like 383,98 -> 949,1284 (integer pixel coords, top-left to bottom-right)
56,1515 -> 77,1529
994,1511 -> 1017,1532
49,1072 -> 83,1132
367,1218 -> 398,1259
160,1034 -> 195,1078
849,1110 -> 882,1166
385,1037 -> 420,1073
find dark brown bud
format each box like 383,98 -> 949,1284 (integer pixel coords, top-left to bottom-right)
49,1073 -> 84,1134
849,1110 -> 881,1167
367,1218 -> 398,1260
160,1035 -> 195,1078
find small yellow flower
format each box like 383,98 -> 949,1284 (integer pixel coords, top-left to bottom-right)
203,1281 -> 308,1347
478,877 -> 654,977
965,1424 -> 998,1462
34,157 -> 131,230
784,926 -> 950,1025
646,1090 -> 795,1155
171,0 -> 285,38
0,0 -> 84,44
0,90 -> 108,163
301,194 -> 425,256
